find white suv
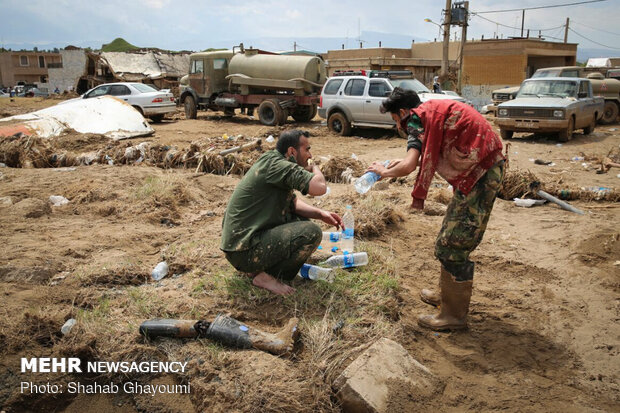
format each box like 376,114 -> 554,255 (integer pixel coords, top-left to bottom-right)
318,70 -> 465,135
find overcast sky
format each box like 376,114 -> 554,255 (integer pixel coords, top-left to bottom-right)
1,0 -> 619,54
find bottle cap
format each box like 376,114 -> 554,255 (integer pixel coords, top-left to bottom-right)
331,247 -> 339,252
346,205 -> 352,209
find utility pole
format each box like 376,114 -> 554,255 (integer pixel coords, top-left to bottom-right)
520,9 -> 525,38
441,0 -> 452,77
294,41 -> 297,52
564,18 -> 570,43
457,1 -> 469,94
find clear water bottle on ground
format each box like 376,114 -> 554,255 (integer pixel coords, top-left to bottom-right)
341,205 -> 355,254
151,261 -> 169,281
321,252 -> 369,269
354,160 -> 390,194
61,318 -> 77,335
318,231 -> 342,253
298,264 -> 333,281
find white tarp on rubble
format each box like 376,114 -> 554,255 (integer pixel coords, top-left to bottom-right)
101,51 -> 190,81
0,96 -> 153,140
586,58 -> 612,67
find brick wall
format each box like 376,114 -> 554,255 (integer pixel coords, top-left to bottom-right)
463,54 -> 526,86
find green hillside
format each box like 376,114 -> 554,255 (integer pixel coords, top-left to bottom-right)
101,38 -> 139,52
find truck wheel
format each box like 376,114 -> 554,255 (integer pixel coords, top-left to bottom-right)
184,96 -> 197,119
258,99 -> 283,126
328,112 -> 351,136
150,114 -> 164,123
500,129 -> 513,140
292,105 -> 317,122
600,101 -> 619,125
224,107 -> 235,117
583,115 -> 596,135
558,116 -> 574,142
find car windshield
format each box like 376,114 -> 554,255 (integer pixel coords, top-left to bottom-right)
389,79 -> 431,94
133,83 -> 158,93
517,80 -> 577,98
532,69 -> 562,78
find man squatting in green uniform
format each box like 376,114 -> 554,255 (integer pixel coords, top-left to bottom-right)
220,130 -> 344,296
367,88 -> 505,331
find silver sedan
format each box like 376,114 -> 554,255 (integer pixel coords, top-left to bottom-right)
81,82 -> 176,122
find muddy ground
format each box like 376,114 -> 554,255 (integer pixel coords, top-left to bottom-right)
0,97 -> 618,412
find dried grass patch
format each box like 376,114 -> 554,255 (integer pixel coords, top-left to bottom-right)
321,156 -> 366,183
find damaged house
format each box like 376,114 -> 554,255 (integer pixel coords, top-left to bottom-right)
50,49 -> 190,96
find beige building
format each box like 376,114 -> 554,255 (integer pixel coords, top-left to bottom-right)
0,51 -> 63,91
325,38 -> 577,108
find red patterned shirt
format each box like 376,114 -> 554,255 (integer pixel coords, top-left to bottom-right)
403,100 -> 505,209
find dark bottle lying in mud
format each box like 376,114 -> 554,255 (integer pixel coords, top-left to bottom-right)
139,314 -> 299,355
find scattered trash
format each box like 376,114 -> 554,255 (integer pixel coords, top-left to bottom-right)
0,163 -> 6,168
530,181 -> 584,215
556,144 -> 563,147
265,135 -> 275,143
218,138 -> 261,156
351,153 -> 358,160
513,198 -> 546,208
139,315 -> 299,356
571,156 -> 584,161
49,195 -> 69,206
609,128 -> 617,132
52,167 -> 76,172
222,133 -> 229,140
534,159 -> 553,166
61,318 -> 77,335
151,261 -> 169,281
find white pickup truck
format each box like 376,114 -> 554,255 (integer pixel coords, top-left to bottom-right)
495,77 -> 604,142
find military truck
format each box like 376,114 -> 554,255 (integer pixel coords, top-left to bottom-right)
179,44 -> 326,126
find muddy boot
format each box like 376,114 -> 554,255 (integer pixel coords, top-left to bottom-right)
248,317 -> 299,356
418,267 -> 472,331
420,285 -> 440,307
201,314 -> 299,356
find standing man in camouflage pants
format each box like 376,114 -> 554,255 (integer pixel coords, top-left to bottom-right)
221,130 -> 343,296
367,88 -> 505,331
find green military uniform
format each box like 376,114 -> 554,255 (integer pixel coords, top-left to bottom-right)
221,150 -> 322,281
406,114 -> 505,281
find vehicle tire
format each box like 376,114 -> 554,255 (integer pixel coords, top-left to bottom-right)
583,115 -> 596,135
184,95 -> 197,119
150,114 -> 164,123
291,104 -> 317,122
224,107 -> 235,116
558,116 -> 574,142
327,112 -> 351,136
257,99 -> 283,126
278,106 -> 288,126
500,129 -> 513,140
600,101 -> 619,125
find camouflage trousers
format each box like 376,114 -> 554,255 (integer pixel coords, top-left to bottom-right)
435,160 -> 505,281
225,220 -> 322,281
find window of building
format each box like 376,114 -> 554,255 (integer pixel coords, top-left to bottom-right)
39,56 -> 45,68
20,55 -> 28,66
40,76 -> 47,83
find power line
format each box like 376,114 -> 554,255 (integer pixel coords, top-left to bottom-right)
571,20 -> 620,37
568,27 -> 620,50
470,12 -> 564,32
474,0 -> 606,14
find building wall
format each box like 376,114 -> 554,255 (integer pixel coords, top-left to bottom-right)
48,49 -> 87,93
0,51 -> 62,89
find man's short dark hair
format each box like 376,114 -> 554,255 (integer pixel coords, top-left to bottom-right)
276,130 -> 310,155
380,87 -> 421,114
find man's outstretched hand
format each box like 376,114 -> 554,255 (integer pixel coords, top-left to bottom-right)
319,210 -> 343,230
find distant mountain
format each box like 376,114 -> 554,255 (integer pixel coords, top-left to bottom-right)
101,38 -> 139,52
576,47 -> 620,64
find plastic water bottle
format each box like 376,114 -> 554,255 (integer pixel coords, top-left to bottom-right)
321,252 -> 369,269
61,318 -> 77,335
151,261 -> 169,281
341,205 -> 355,254
354,160 -> 390,194
318,231 -> 342,253
298,264 -> 333,281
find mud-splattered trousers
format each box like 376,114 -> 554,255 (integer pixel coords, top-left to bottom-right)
225,219 -> 322,281
435,160 -> 505,281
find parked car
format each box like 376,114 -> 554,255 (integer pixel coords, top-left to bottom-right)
442,90 -> 472,106
18,87 -> 49,98
77,82 -> 176,122
496,77 -> 604,142
318,70 -> 466,135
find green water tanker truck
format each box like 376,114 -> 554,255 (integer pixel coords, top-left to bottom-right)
179,44 -> 326,126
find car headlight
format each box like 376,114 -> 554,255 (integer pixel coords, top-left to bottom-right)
498,108 -> 508,117
553,110 -> 564,118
